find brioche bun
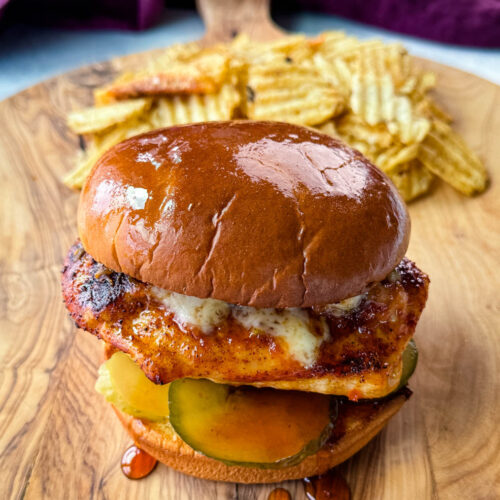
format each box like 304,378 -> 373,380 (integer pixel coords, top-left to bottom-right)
78,121 -> 409,308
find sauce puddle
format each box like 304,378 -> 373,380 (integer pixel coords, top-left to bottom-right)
303,468 -> 350,500
121,444 -> 158,479
268,487 -> 291,500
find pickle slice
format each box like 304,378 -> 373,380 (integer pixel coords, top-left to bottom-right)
95,351 -> 169,421
168,378 -> 337,469
396,339 -> 418,390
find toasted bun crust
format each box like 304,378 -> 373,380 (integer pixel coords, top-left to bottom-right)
113,393 -> 407,483
79,121 -> 409,307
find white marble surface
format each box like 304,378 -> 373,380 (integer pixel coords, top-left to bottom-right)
0,8 -> 498,100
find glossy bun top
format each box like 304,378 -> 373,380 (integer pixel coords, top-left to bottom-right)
78,121 -> 410,307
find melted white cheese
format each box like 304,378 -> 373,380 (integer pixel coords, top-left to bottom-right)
232,306 -> 329,367
151,288 -> 230,334
151,288 -> 363,367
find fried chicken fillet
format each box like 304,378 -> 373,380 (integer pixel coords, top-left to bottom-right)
62,241 -> 428,399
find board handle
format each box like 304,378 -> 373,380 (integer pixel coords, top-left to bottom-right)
196,0 -> 285,45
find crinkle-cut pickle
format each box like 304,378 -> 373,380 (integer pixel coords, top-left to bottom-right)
168,378 -> 337,469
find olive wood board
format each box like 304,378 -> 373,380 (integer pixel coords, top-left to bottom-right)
0,0 -> 499,498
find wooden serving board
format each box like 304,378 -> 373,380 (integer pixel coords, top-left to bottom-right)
1,1 -> 499,498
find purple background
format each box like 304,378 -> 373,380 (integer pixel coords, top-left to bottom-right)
301,0 -> 500,47
1,0 -> 499,47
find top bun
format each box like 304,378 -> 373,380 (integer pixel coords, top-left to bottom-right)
78,121 -> 409,308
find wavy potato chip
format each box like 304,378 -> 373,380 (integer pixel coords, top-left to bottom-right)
374,143 -> 420,174
95,47 -> 231,104
346,44 -> 432,148
337,113 -> 393,148
346,140 -> 379,163
418,119 -> 488,195
318,119 -> 381,162
350,61 -> 396,126
315,120 -> 339,138
148,83 -> 240,128
231,34 -> 312,66
315,32 -> 382,63
313,53 -> 352,97
414,95 -> 453,124
67,98 -> 151,134
387,96 -> 431,144
413,71 -> 436,94
246,61 -> 345,125
388,161 -> 434,201
63,118 -> 151,189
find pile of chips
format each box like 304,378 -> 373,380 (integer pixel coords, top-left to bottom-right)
65,33 -> 488,201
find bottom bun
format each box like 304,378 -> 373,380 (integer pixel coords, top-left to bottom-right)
112,391 -> 409,483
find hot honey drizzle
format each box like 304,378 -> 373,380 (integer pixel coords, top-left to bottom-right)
303,468 -> 350,500
121,444 -> 157,479
267,488 -> 291,500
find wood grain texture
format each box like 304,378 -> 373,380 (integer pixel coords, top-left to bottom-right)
0,2 -> 499,498
197,0 -> 284,45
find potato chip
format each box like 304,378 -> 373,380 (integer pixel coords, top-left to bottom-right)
313,53 -> 352,97
379,44 -> 412,88
148,82 -> 240,128
315,36 -> 433,146
148,44 -> 230,82
387,96 -> 431,144
316,119 -> 380,162
315,32 -> 377,62
374,143 -> 420,174
67,98 -> 151,134
414,71 -> 436,94
349,46 -> 414,117
387,161 -> 434,201
346,44 -> 432,147
347,140 -> 380,163
350,61 -> 430,144
418,119 -> 488,195
94,41 -> 206,104
315,120 -> 339,138
63,118 -> 151,189
350,61 -> 394,126
397,75 -> 418,95
316,34 -> 410,82
95,47 -> 231,103
414,95 -> 453,124
336,113 -> 393,148
262,35 -> 313,63
246,61 -> 345,125
313,30 -> 349,49
375,44 -> 411,87
231,34 -> 312,65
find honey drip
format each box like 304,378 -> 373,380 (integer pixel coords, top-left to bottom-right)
121,444 -> 158,479
303,468 -> 350,500
267,488 -> 291,500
